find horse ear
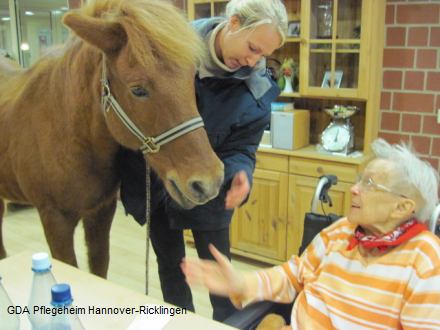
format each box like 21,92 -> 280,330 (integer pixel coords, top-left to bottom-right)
63,12 -> 127,54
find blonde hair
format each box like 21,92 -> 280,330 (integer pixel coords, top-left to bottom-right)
371,138 -> 439,222
225,0 -> 288,46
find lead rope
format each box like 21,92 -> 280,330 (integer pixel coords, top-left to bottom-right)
145,162 -> 151,295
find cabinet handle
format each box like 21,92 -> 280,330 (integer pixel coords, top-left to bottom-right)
317,166 -> 324,174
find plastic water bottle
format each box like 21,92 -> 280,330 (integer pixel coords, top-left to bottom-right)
27,252 -> 57,329
49,283 -> 84,330
0,276 -> 20,330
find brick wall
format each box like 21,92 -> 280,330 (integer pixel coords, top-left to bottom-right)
379,0 -> 440,172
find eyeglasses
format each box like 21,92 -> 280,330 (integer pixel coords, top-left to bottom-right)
355,175 -> 407,198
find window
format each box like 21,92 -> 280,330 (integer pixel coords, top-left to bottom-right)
18,0 -> 70,67
0,0 -> 70,67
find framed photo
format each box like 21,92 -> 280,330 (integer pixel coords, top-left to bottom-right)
287,21 -> 300,37
321,70 -> 343,88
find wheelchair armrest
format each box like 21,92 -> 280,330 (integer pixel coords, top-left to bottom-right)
223,301 -> 292,330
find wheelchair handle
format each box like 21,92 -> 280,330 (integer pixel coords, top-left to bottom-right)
311,175 -> 338,213
429,204 -> 440,234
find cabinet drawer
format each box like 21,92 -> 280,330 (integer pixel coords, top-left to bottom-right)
289,158 -> 358,183
256,152 -> 289,172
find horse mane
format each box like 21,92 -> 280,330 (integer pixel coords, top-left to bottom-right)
79,0 -> 204,69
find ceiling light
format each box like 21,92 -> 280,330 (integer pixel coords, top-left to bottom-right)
1,17 -> 11,21
20,42 -> 30,51
25,11 -> 34,16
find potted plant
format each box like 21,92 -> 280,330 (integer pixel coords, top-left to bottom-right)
277,58 -> 299,93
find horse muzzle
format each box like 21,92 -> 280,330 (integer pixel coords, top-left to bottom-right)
165,173 -> 224,210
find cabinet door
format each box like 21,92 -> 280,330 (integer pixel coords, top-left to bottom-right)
286,174 -> 352,256
272,0 -> 302,97
187,0 -> 228,20
213,0 -> 228,16
231,169 -> 288,262
300,0 -> 366,98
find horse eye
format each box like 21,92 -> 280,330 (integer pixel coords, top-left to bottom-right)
131,86 -> 149,98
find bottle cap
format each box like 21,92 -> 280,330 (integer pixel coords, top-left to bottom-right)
51,283 -> 73,306
32,252 -> 52,272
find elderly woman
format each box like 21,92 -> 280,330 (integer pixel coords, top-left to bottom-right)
182,138 -> 440,329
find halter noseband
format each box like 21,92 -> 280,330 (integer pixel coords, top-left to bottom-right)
100,58 -> 204,154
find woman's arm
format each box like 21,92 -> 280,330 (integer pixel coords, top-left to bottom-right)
181,244 -> 299,309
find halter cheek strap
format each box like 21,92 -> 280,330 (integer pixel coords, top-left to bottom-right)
100,58 -> 204,154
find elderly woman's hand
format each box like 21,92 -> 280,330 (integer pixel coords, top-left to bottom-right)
181,244 -> 245,298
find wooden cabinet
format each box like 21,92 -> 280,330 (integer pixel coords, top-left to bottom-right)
301,0 -> 364,98
188,0 -> 228,20
230,153 -> 289,263
230,169 -> 288,263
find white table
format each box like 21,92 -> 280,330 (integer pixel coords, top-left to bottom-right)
0,251 -> 236,330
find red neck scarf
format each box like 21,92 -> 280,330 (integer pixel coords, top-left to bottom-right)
347,219 -> 427,252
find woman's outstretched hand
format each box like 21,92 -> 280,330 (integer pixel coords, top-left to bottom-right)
181,244 -> 245,297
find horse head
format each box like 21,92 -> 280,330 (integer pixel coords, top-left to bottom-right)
63,0 -> 224,209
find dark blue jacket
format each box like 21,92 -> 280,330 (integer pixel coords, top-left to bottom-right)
118,18 -> 279,230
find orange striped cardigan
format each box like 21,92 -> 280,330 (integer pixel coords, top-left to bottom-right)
235,218 -> 440,329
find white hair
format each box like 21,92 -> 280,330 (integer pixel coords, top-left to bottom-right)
225,0 -> 288,46
371,138 -> 439,222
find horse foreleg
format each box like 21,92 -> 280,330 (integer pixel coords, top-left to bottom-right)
38,208 -> 80,267
82,198 -> 117,278
0,199 -> 6,258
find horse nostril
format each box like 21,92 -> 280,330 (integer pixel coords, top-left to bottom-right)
190,180 -> 206,198
189,177 -> 223,202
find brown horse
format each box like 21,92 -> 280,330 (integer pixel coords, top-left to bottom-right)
0,0 -> 224,277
